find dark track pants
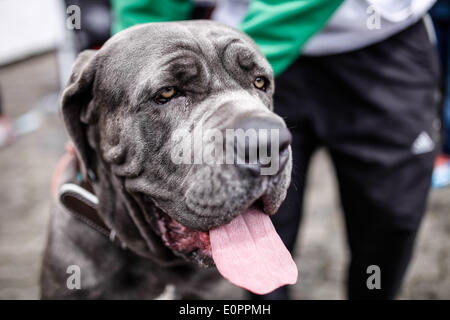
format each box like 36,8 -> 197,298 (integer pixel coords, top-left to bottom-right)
255,20 -> 440,300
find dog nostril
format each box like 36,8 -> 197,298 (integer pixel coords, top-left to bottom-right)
231,115 -> 291,172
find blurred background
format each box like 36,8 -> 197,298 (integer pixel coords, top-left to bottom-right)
0,0 -> 449,299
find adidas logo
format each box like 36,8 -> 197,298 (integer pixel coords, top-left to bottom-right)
411,131 -> 435,155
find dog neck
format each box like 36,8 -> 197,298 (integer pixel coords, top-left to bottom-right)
54,141 -> 183,266
58,175 -> 127,249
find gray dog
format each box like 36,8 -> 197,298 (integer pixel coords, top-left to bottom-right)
41,20 -> 292,299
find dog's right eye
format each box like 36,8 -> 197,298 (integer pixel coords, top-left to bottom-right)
154,87 -> 178,104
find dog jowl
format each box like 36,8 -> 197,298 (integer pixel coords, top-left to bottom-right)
42,20 -> 296,298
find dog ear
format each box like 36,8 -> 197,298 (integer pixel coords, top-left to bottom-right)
60,50 -> 98,179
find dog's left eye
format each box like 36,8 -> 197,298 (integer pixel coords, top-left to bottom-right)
254,76 -> 268,91
154,87 -> 179,104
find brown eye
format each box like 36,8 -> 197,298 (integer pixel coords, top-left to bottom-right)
254,77 -> 268,91
161,87 -> 176,98
155,87 -> 178,104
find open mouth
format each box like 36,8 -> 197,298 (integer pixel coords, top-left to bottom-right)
153,205 -> 213,266
153,194 -> 298,295
153,196 -> 267,266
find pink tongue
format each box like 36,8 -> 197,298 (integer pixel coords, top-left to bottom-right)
210,207 -> 298,295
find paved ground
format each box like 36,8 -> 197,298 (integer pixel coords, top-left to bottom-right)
0,52 -> 449,299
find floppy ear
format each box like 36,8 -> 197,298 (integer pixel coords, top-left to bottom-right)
60,50 -> 98,179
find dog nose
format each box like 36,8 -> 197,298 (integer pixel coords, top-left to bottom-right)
231,116 -> 291,174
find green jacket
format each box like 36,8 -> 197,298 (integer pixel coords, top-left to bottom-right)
111,0 -> 343,76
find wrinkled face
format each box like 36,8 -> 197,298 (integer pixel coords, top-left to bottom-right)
62,21 -> 292,266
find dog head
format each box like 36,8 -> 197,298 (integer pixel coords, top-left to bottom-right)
60,20 -> 292,266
